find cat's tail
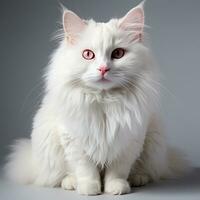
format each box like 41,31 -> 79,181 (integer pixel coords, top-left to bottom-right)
4,138 -> 36,184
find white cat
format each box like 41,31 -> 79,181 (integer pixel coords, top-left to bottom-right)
5,2 -> 187,195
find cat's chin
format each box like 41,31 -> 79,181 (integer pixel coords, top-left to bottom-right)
84,79 -> 117,91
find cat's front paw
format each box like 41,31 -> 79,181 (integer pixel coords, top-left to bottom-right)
77,179 -> 101,195
61,175 -> 76,190
104,178 -> 131,195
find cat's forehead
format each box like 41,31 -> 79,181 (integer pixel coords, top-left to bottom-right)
80,19 -> 125,50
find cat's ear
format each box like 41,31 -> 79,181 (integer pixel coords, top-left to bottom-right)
119,1 -> 145,41
63,10 -> 86,44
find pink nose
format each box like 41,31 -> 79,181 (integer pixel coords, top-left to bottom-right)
98,66 -> 110,76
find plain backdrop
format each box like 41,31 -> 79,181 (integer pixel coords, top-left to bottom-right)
0,0 -> 200,167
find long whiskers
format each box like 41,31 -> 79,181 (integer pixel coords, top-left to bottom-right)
116,76 -> 148,105
132,73 -> 177,100
112,72 -> 161,106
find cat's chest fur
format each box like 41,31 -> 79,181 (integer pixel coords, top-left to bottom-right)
59,89 -> 148,165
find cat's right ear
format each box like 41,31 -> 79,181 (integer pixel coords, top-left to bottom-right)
63,10 -> 86,44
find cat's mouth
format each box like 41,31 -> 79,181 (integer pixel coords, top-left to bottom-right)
83,75 -> 114,90
97,77 -> 111,83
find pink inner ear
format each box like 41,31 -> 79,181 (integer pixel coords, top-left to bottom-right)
119,6 -> 144,41
63,10 -> 86,42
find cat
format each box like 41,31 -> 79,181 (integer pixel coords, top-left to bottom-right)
5,2 -> 188,195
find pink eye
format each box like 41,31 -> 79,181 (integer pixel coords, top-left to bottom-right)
111,48 -> 125,59
82,49 -> 95,60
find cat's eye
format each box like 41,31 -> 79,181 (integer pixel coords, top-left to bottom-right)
111,48 -> 125,59
82,49 -> 95,60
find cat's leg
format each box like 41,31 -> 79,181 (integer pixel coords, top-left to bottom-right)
75,157 -> 101,195
104,162 -> 131,194
60,138 -> 101,195
104,149 -> 136,195
61,159 -> 101,195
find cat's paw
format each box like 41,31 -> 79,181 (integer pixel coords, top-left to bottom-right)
129,174 -> 150,187
104,178 -> 131,195
61,175 -> 76,190
77,179 -> 101,195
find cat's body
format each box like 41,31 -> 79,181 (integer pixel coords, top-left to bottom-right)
5,3 -> 187,195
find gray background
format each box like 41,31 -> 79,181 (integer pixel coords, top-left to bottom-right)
0,0 -> 200,169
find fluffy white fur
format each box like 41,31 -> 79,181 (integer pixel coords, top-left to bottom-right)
5,2 -> 187,195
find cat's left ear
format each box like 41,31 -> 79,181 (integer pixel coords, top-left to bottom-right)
119,1 -> 145,41
63,10 -> 87,44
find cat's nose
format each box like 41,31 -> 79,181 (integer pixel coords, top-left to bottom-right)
97,66 -> 110,76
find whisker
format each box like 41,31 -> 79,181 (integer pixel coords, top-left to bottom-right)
133,73 -> 177,100
19,79 -> 44,115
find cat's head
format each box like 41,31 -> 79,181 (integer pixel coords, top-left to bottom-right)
51,2 -> 149,91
